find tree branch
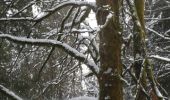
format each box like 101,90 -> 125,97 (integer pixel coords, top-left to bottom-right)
0,1 -> 96,22
0,85 -> 23,100
149,55 -> 170,62
0,33 -> 99,75
147,27 -> 170,40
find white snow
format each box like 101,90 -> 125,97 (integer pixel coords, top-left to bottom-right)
0,17 -> 33,21
104,68 -> 112,74
102,13 -> 113,28
86,11 -> 97,29
34,12 -> 48,20
154,86 -> 165,100
0,85 -> 23,100
86,0 -> 95,2
32,4 -> 42,17
69,96 -> 97,100
104,96 -> 111,100
149,55 -> 170,62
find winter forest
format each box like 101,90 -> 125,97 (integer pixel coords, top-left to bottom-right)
0,0 -> 170,100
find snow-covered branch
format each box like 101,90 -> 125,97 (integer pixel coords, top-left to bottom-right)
149,55 -> 170,62
0,85 -> 23,100
34,1 -> 96,22
145,17 -> 170,21
0,17 -> 34,21
46,1 -> 96,12
0,1 -> 96,22
146,6 -> 170,12
147,27 -> 170,40
0,33 -> 99,75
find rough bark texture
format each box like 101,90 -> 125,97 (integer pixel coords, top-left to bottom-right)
96,0 -> 123,100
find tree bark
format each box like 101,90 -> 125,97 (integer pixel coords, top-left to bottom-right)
96,0 -> 123,100
133,0 -> 147,100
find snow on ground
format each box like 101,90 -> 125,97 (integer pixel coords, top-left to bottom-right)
69,96 -> 97,100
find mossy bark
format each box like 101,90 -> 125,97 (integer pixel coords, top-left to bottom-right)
133,0 -> 147,100
129,0 -> 164,99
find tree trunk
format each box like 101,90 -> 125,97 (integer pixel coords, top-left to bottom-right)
96,0 -> 123,100
127,0 -> 164,99
133,0 -> 147,100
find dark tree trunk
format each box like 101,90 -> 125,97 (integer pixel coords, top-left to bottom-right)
96,0 -> 123,100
